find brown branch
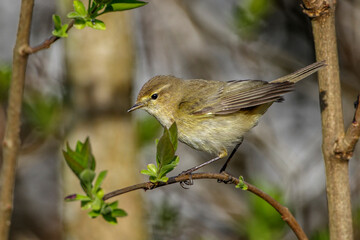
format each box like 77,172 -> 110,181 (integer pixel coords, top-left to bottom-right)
301,0 -> 330,18
0,0 -> 34,238
23,20 -> 75,55
335,95 -> 360,160
302,0 -> 354,239
103,172 -> 308,240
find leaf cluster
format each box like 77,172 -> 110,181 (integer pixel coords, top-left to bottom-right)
141,123 -> 179,183
52,15 -> 69,38
52,0 -> 147,37
63,138 -> 126,224
235,176 -> 248,190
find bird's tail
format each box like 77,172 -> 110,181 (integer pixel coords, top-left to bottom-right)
271,61 -> 326,83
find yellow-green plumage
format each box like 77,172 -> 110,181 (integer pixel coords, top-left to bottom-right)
129,61 -> 326,168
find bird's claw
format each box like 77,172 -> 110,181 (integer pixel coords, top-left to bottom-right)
217,171 -> 232,184
178,172 -> 194,189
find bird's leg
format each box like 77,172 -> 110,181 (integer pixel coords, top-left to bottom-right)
179,155 -> 224,176
179,138 -> 243,177
219,138 -> 243,173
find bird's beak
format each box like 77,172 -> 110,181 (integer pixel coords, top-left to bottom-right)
128,102 -> 144,112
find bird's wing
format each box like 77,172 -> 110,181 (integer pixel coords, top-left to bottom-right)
185,80 -> 295,116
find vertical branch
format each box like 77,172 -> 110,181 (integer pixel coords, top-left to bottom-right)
302,0 -> 353,239
0,0 -> 34,238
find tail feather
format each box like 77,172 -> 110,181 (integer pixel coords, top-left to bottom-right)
271,61 -> 326,83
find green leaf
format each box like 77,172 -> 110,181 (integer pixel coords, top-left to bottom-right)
88,209 -> 101,218
147,163 -> 157,174
81,138 -> 96,170
102,214 -> 118,224
102,206 -> 113,215
63,149 -> 85,177
52,14 -> 62,30
86,19 -> 106,30
61,24 -> 69,37
91,197 -> 102,211
157,127 -> 175,167
111,209 -> 127,217
149,176 -> 158,183
74,18 -> 86,29
67,11 -> 83,19
79,169 -> 96,186
140,163 -> 158,177
73,0 -> 88,17
235,176 -> 248,190
158,176 -> 169,182
108,201 -> 118,210
94,170 -> 107,192
168,122 -> 178,151
158,156 -> 179,177
103,0 -> 147,14
96,188 -> 104,199
141,124 -> 179,183
63,138 -> 96,179
81,200 -> 92,209
52,24 -> 69,38
140,169 -> 154,176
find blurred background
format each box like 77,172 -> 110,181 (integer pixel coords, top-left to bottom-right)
0,0 -> 359,239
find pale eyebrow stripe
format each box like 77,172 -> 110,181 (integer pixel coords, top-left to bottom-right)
157,83 -> 171,92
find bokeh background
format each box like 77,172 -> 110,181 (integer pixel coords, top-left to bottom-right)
0,0 -> 359,239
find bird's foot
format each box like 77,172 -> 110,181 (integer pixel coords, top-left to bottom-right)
178,170 -> 194,189
217,171 -> 232,184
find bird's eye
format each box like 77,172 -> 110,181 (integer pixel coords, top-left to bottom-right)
151,93 -> 158,100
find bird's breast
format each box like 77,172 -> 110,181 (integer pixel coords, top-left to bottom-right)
175,112 -> 260,155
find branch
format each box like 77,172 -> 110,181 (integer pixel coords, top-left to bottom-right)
301,0 -> 330,18
302,0 -> 354,239
22,20 -> 74,55
103,172 -> 308,240
335,95 -> 360,160
0,0 -> 34,238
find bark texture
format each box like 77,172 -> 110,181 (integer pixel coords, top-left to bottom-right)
303,0 -> 354,239
0,0 -> 34,238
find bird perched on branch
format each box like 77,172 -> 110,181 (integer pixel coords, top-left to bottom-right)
129,61 -> 326,174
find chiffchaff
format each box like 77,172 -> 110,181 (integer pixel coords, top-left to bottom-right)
129,61 -> 326,174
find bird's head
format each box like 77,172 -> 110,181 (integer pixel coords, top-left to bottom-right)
128,75 -> 183,128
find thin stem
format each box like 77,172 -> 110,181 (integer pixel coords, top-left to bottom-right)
23,20 -> 74,54
103,172 -> 308,240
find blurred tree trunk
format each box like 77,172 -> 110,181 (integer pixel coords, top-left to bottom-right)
62,11 -> 146,240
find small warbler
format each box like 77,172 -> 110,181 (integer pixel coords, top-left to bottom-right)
129,61 -> 326,174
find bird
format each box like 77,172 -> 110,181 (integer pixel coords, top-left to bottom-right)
128,61 -> 326,175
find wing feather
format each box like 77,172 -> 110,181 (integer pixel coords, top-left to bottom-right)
189,80 -> 294,115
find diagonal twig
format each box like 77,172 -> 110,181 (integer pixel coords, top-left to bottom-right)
22,20 -> 75,55
103,172 -> 308,240
335,95 -> 360,160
